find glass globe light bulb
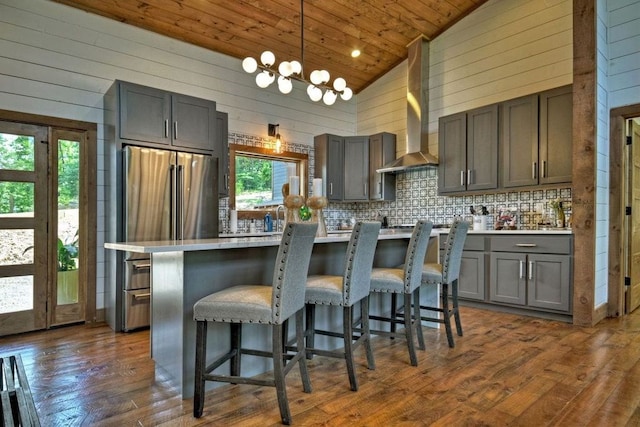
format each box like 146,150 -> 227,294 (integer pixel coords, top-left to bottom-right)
333,77 -> 346,91
278,76 -> 293,94
289,60 -> 302,75
320,70 -> 330,83
256,71 -> 272,88
323,90 -> 337,105
242,57 -> 258,73
260,51 -> 275,67
278,61 -> 293,77
310,70 -> 323,85
340,87 -> 353,101
308,85 -> 322,102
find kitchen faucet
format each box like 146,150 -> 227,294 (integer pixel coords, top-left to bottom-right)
275,205 -> 285,232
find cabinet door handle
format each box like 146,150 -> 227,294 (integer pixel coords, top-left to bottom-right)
174,121 -> 178,139
542,160 -> 547,178
329,182 -> 333,195
364,183 -> 367,196
515,243 -> 537,247
519,260 -> 525,279
528,261 -> 534,280
164,120 -> 169,138
532,162 -> 537,180
467,169 -> 472,185
224,174 -> 229,191
460,170 -> 465,186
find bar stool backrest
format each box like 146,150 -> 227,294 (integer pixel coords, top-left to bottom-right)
402,220 -> 433,293
271,222 -> 318,324
342,221 -> 381,305
442,220 -> 470,283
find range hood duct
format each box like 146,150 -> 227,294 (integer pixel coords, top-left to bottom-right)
377,36 -> 438,173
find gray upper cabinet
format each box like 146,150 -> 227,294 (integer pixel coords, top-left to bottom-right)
502,85 -> 573,188
216,111 -> 229,197
501,94 -> 539,188
315,132 -> 396,202
438,105 -> 498,194
314,134 -> 344,201
539,85 -> 573,185
344,136 -> 370,201
369,133 -> 396,201
118,81 -> 217,153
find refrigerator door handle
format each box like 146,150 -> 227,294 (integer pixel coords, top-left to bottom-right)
169,164 -> 177,240
177,164 -> 184,240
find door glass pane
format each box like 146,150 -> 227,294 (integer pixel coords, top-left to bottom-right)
0,276 -> 33,313
57,139 -> 80,305
0,182 -> 35,217
0,133 -> 35,171
0,229 -> 34,265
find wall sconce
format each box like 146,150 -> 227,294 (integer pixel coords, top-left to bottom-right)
268,123 -> 282,153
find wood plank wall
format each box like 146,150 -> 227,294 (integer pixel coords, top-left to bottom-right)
608,0 -> 640,108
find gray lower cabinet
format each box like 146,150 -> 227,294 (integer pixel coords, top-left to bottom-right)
118,81 -> 218,153
489,235 -> 572,313
440,234 -> 486,300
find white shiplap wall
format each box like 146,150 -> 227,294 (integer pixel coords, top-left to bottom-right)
0,0 -> 357,311
608,0 -> 640,109
595,0 -> 611,307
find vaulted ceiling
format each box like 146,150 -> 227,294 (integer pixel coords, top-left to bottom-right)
51,0 -> 489,94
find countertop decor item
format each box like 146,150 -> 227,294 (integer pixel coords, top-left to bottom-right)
306,195 -> 328,237
240,0 -> 352,105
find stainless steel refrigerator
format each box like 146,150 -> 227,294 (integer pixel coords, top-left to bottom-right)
122,145 -> 218,331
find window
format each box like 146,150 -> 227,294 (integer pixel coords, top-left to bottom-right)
229,144 -> 308,217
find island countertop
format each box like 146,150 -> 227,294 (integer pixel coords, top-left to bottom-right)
104,227 -> 572,254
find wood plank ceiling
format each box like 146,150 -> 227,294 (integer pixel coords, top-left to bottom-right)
51,0 -> 489,94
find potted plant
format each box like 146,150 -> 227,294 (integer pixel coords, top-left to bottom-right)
57,231 -> 79,303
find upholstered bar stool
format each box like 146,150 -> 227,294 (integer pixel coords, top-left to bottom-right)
368,220 -> 433,366
419,219 -> 470,348
193,222 -> 318,425
304,221 -> 381,391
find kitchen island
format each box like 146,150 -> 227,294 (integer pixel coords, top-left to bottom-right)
105,230 -> 439,398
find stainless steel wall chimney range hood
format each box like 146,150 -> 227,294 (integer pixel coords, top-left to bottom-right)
377,37 -> 438,173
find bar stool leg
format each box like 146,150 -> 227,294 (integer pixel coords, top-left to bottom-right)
403,293 -> 418,366
452,279 -> 463,337
441,282 -> 455,348
413,287 -> 425,350
272,323 -> 291,425
304,303 -> 316,359
194,321 -> 207,418
343,305 -> 358,391
230,323 -> 241,376
390,293 -> 398,337
361,296 -> 375,370
295,308 -> 312,393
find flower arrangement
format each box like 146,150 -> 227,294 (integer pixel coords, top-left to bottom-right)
549,199 -> 565,228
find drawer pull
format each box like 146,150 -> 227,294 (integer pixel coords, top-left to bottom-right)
134,292 -> 151,300
133,263 -> 151,270
515,243 -> 537,248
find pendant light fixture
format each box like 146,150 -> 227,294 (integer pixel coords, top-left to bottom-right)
241,0 -> 353,105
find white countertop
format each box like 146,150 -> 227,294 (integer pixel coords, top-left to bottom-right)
105,227 -> 572,254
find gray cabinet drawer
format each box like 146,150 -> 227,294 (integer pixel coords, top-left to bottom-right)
490,236 -> 571,254
439,234 -> 485,251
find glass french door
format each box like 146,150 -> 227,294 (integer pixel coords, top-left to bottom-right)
0,121 -> 48,335
49,129 -> 84,326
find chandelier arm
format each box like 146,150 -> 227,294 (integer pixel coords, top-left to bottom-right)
254,64 -> 342,94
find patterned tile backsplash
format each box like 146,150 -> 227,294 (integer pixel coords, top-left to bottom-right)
220,132 -> 572,233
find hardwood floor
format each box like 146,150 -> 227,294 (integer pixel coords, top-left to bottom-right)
2,305 -> 640,426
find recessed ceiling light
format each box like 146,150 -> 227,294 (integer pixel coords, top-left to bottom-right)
351,49 -> 361,58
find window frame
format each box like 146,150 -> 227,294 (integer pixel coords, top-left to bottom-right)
229,143 -> 308,219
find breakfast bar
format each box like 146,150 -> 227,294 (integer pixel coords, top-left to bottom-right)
106,230 -> 440,398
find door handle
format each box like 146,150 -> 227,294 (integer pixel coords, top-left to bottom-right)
467,169 -> 472,185
224,174 -> 229,191
329,182 -> 333,195
177,164 -> 184,240
519,260 -> 524,279
133,292 -> 151,300
532,162 -> 537,180
164,120 -> 169,138
542,161 -> 547,178
528,261 -> 534,280
133,263 -> 151,270
170,164 -> 177,240
174,121 -> 178,139
364,183 -> 367,196
460,170 -> 465,186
